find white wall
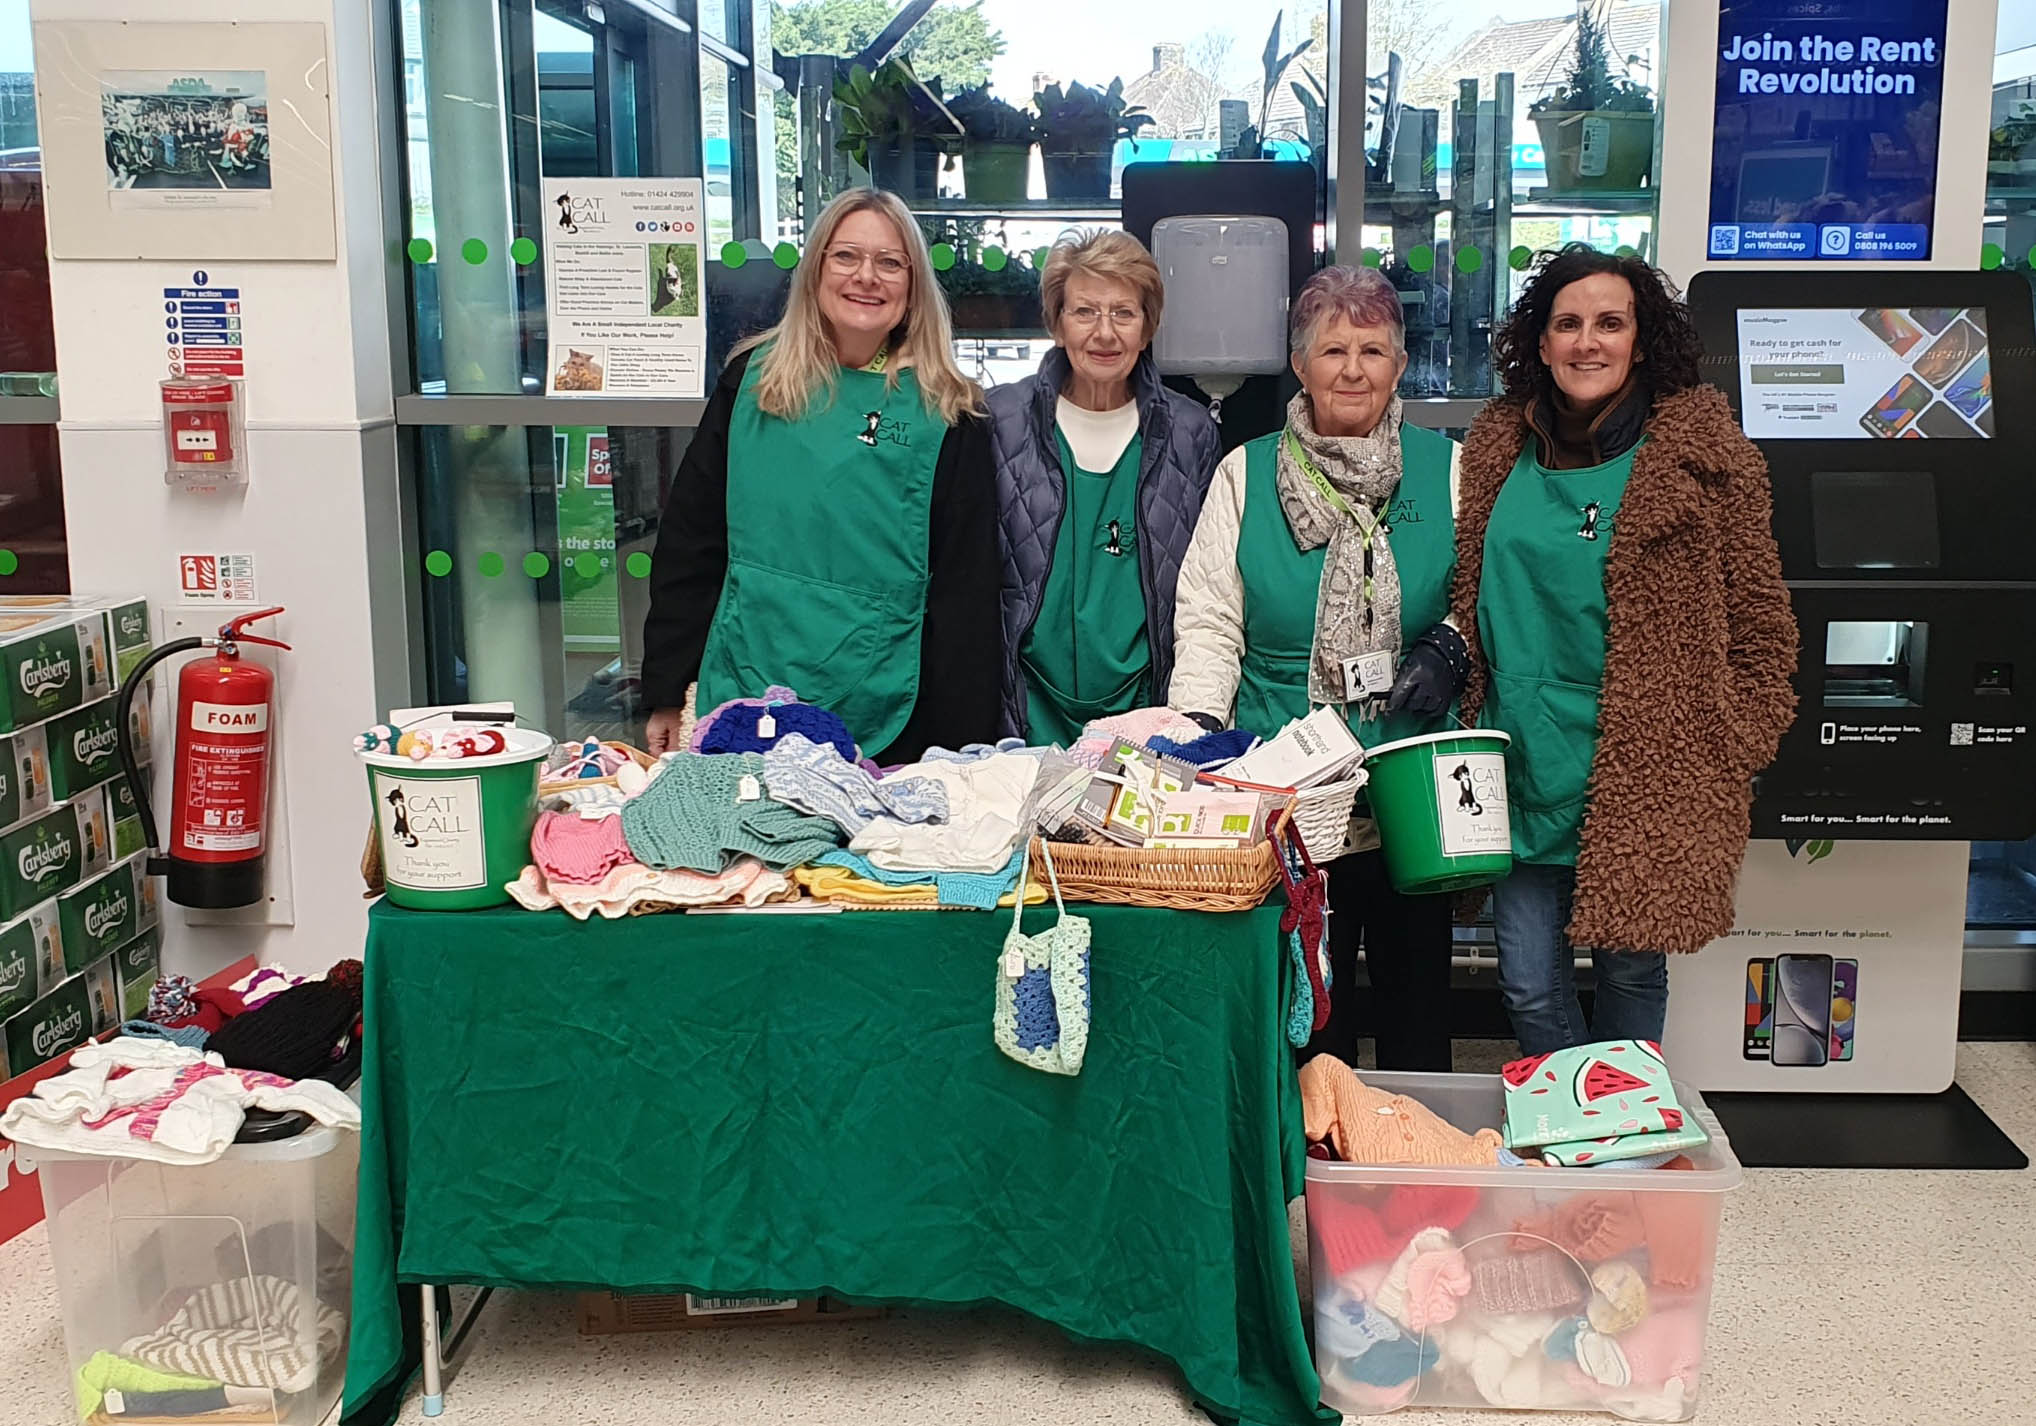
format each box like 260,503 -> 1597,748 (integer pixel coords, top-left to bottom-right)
36,0 -> 408,978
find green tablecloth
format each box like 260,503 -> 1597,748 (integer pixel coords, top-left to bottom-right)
341,899 -> 1332,1426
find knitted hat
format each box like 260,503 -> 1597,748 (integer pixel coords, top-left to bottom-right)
206,970 -> 363,1081
1585,1259 -> 1650,1335
688,685 -> 800,752
1372,1227 -> 1466,1331
1382,1183 -> 1478,1236
1471,1248 -> 1587,1316
1315,1198 -> 1398,1276
1513,1192 -> 1646,1262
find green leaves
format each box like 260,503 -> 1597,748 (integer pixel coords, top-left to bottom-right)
1032,78 -> 1153,152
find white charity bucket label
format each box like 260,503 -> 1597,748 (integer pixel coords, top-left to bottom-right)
1432,751 -> 1512,856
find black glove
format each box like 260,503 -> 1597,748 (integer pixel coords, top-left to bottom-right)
1183,710 -> 1226,734
1385,623 -> 1470,716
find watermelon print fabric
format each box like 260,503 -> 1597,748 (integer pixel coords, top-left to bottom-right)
1500,1040 -> 1709,1163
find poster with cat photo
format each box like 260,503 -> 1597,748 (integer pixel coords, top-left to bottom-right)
542,177 -> 707,399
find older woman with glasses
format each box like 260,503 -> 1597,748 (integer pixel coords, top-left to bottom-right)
640,188 -> 1001,761
1171,265 -> 1468,1071
987,230 -> 1222,744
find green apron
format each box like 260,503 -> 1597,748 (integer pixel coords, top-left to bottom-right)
697,360 -> 943,755
1232,426 -> 1457,743
1020,430 -> 1150,745
1475,443 -> 1639,865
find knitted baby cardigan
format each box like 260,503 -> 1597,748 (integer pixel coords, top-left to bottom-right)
621,753 -> 843,873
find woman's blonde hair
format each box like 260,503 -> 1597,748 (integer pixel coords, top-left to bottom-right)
1039,229 -> 1165,340
736,188 -> 982,425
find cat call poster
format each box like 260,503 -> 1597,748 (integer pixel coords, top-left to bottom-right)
542,177 -> 707,399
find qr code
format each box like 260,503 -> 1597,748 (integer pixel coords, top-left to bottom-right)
1950,723 -> 1975,746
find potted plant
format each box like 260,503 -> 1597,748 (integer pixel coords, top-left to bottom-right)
1033,79 -> 1152,201
1528,3 -> 1656,194
834,59 -> 955,201
1230,15 -> 1312,159
946,87 -> 1036,204
1991,105 -> 2036,180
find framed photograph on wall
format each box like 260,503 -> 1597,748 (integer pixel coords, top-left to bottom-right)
34,21 -> 335,260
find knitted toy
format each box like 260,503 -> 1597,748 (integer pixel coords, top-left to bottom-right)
1298,1055 -> 1505,1165
352,724 -> 398,753
1585,1259 -> 1649,1335
436,728 -> 507,759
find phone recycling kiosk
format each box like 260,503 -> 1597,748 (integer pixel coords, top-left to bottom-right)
1688,269 -> 2036,842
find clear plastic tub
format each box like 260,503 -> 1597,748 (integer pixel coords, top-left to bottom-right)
1304,1070 -> 1740,1422
23,1122 -> 359,1425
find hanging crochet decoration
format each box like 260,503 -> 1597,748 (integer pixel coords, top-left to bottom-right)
1277,823 -> 1331,1041
993,841 -> 1092,1076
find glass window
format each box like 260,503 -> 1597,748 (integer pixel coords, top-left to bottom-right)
0,0 -> 62,593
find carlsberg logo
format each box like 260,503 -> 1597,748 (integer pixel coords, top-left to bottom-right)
84,891 -> 129,940
20,834 -> 72,883
0,957 -> 22,993
119,610 -> 145,640
74,723 -> 119,767
32,1005 -> 82,1056
21,647 -> 72,700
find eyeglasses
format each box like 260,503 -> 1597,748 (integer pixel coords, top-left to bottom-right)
825,245 -> 910,281
1064,304 -> 1144,332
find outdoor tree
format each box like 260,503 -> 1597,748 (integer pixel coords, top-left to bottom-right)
771,0 -> 1005,90
1183,29 -> 1238,140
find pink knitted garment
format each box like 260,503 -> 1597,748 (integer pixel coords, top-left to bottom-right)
531,810 -> 636,884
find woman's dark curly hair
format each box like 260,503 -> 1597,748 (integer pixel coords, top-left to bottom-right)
1491,243 -> 1705,404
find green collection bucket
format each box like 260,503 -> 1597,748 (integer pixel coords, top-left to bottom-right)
359,728 -> 553,910
1361,729 -> 1515,895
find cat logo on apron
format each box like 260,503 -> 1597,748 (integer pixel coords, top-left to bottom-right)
1578,502 -> 1602,540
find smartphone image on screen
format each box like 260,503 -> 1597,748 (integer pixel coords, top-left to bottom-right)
1830,959 -> 1858,1062
1946,354 -> 1992,422
1911,318 -> 1984,388
1907,307 -> 1957,335
1857,308 -> 1926,356
1915,401 -> 1979,439
1860,376 -> 1927,438
1773,953 -> 1834,1067
1744,958 -> 1775,1060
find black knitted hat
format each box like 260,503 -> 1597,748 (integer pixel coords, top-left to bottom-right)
208,967 -> 363,1081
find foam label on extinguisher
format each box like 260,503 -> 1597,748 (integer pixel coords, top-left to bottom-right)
190,701 -> 269,733
372,772 -> 485,890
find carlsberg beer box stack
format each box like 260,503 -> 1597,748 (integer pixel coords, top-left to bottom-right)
39,686 -> 153,803
57,855 -> 157,977
0,607 -> 114,735
0,721 -> 54,831
0,787 -> 114,924
0,897 -> 64,1015
0,593 -> 152,690
113,925 -> 160,1021
2,972 -> 90,1078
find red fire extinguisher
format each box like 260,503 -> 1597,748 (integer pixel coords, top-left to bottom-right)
116,607 -> 290,909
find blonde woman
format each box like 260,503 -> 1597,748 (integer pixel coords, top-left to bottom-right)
987,230 -> 1220,743
641,189 -> 1001,761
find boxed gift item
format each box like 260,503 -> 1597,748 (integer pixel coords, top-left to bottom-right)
0,723 -> 54,830
0,608 -> 114,734
42,687 -> 153,803
57,855 -> 155,976
0,898 -> 61,1017
113,925 -> 160,1021
1,972 -> 90,1079
0,791 -> 114,923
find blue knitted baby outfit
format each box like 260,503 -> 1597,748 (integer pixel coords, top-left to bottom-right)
698,696 -> 858,762
621,753 -> 843,872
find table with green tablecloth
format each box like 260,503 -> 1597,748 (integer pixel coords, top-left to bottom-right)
340,899 -> 1333,1426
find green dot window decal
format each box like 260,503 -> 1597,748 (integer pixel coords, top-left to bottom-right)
1980,242 -> 2003,270
721,242 -> 749,268
983,246 -> 1008,272
625,552 -> 653,578
1359,248 -> 1382,268
574,552 -> 602,579
1614,245 -> 1637,259
406,238 -> 433,264
1509,245 -> 1532,271
0,550 -> 16,577
523,552 -> 551,578
1032,247 -> 1050,270
424,550 -> 453,577
510,237 -> 538,265
1407,245 -> 1435,274
1455,246 -> 1483,274
929,243 -> 956,271
477,551 -> 505,578
460,238 -> 488,265
772,242 -> 799,269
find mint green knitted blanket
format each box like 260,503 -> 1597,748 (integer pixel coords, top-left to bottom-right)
621,753 -> 843,873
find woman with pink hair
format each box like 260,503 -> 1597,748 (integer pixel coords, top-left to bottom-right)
1171,264 -> 1466,1071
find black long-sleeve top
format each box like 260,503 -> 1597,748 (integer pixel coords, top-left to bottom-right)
640,348 -> 1002,763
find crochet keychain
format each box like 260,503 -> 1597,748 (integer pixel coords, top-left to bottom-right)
993,841 -> 1092,1076
1276,814 -> 1332,1046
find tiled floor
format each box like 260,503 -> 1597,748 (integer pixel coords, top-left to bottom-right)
4,1041 -> 2032,1426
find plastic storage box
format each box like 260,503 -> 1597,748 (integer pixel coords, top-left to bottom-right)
25,1122 -> 359,1425
1304,1070 -> 1739,1422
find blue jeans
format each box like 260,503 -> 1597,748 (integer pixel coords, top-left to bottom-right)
1490,862 -> 1668,1055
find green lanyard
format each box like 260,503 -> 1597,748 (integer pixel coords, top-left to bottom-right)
1285,427 -> 1383,624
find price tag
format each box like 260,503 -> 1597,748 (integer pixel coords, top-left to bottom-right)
757,712 -> 776,739
1002,947 -> 1025,978
737,775 -> 762,802
1342,651 -> 1395,700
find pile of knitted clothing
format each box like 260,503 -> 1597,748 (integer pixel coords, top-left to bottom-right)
128,961 -> 363,1079
1300,1057 -> 1716,1421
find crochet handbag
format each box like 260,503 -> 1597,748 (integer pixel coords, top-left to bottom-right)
1277,818 -> 1332,1046
994,841 -> 1093,1076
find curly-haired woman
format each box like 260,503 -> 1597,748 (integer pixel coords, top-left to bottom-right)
1452,244 -> 1798,1054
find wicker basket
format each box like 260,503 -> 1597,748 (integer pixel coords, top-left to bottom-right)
1288,772 -> 1369,863
1027,835 -> 1281,912
540,741 -> 657,798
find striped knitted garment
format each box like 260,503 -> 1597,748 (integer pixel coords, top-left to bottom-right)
122,1274 -> 344,1392
621,753 -> 842,873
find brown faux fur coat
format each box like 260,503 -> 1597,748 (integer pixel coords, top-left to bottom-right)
1451,385 -> 1798,953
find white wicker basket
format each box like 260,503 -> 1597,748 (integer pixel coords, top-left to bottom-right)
1288,772 -> 1369,863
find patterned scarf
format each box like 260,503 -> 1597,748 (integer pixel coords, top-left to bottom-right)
1274,392 -> 1406,712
